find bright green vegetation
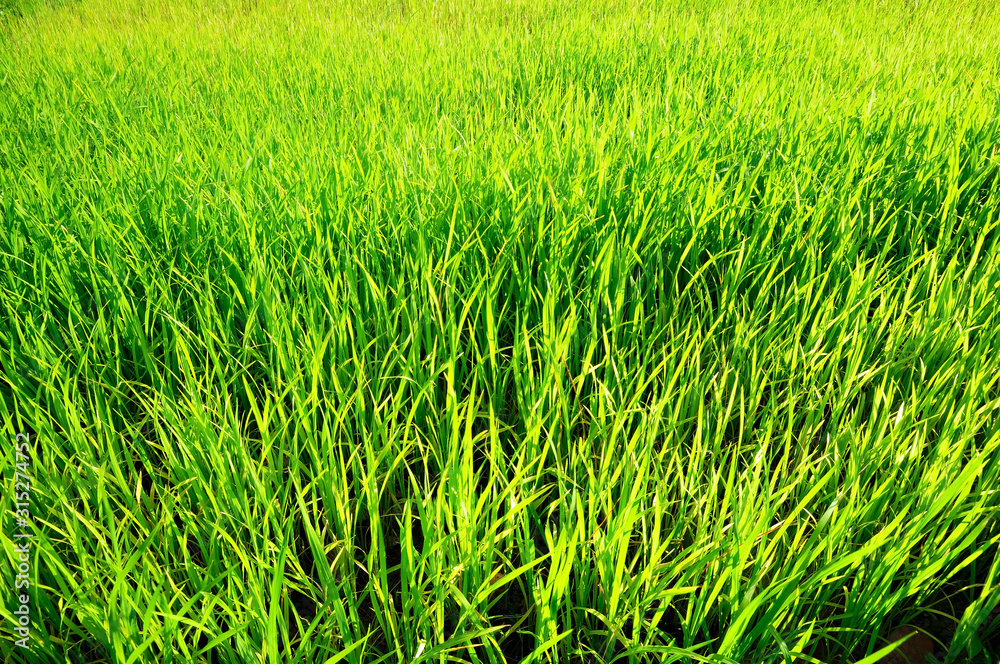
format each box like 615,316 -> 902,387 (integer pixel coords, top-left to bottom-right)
2,0 -> 999,662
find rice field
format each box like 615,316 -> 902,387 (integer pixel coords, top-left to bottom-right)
1,0 -> 999,662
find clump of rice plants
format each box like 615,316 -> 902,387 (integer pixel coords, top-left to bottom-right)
1,0 -> 999,662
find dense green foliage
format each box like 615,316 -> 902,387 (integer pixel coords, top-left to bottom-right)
1,0 -> 999,662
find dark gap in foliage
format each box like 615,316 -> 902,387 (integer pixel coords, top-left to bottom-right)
173,512 -> 206,568
381,510 -> 404,632
866,295 -> 882,325
352,510 -> 376,630
196,630 -> 212,660
287,587 -> 318,650
292,517 -> 317,589
493,580 -> 534,663
65,630 -> 109,664
641,598 -> 687,648
132,457 -> 154,495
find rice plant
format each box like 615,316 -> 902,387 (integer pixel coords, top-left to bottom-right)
1,0 -> 999,662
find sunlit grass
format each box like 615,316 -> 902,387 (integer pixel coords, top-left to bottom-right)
1,0 -> 999,662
